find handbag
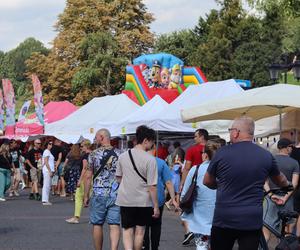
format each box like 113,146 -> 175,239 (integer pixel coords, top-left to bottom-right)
180,165 -> 200,214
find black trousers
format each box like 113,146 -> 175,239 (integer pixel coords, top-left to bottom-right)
210,226 -> 261,250
143,206 -> 164,250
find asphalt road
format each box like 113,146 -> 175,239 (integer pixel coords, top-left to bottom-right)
0,189 -> 194,250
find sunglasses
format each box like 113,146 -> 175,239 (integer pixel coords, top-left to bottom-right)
228,128 -> 240,132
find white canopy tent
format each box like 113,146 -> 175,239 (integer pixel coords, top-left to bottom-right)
156,79 -> 244,135
181,83 -> 300,139
113,79 -> 244,137
45,94 -> 140,143
115,95 -> 169,135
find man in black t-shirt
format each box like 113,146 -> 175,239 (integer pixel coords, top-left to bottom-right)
26,139 -> 43,200
203,116 -> 289,250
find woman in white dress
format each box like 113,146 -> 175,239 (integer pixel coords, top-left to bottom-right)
42,141 -> 55,205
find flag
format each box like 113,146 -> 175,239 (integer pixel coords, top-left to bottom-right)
18,100 -> 31,122
0,89 -> 4,132
2,79 -> 16,127
31,74 -> 44,125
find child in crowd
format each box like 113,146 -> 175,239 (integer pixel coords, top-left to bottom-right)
165,152 -> 183,210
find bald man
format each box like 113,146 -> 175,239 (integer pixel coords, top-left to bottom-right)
84,129 -> 121,250
203,116 -> 290,250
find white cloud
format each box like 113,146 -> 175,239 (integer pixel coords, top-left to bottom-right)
0,0 -> 64,9
0,0 -> 219,52
144,0 -> 219,34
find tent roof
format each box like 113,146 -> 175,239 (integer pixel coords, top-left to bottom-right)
23,101 -> 78,124
45,94 -> 139,142
156,79 -> 244,134
181,84 -> 300,123
14,101 -> 77,137
117,95 -> 168,134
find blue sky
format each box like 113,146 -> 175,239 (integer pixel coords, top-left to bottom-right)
0,0 -> 219,52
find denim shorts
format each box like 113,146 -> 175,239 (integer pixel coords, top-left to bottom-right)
90,195 -> 120,225
57,163 -> 65,177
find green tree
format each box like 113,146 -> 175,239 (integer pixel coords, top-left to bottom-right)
72,32 -> 127,104
26,0 -> 154,104
154,30 -> 198,64
247,0 -> 300,19
187,0 -> 284,86
0,38 -> 49,98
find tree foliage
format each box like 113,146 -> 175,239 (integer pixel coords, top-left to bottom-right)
0,38 -> 49,98
26,0 -> 154,104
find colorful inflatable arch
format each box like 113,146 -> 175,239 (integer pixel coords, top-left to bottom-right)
123,53 -> 208,105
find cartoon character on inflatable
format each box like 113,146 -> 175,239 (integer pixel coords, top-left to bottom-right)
149,60 -> 161,88
160,68 -> 170,89
140,63 -> 150,85
168,64 -> 182,89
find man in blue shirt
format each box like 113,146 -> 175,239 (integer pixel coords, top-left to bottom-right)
203,116 -> 289,250
143,146 -> 178,250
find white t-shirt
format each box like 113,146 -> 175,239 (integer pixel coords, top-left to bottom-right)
116,148 -> 158,207
42,149 -> 55,172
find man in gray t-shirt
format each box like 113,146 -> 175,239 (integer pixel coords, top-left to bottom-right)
116,125 -> 159,250
264,138 -> 299,240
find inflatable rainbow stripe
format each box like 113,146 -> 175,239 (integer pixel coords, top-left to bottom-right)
125,65 -> 208,105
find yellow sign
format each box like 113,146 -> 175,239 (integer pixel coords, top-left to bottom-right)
121,127 -> 126,134
90,128 -> 94,134
191,122 -> 197,129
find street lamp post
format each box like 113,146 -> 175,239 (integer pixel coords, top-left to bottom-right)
269,60 -> 300,83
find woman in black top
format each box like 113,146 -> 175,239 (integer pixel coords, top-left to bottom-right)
0,143 -> 13,201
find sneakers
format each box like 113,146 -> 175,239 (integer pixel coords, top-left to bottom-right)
65,217 -> 79,224
14,191 -> 20,196
0,197 -> 6,201
195,235 -> 209,250
42,202 -> 52,206
9,192 -> 13,197
182,232 -> 194,246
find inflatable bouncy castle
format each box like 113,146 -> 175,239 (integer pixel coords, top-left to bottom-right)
123,53 -> 208,105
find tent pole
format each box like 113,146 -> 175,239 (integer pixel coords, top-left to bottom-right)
156,131 -> 159,157
279,108 -> 282,137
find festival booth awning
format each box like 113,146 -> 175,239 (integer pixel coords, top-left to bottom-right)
14,101 -> 78,137
181,83 -> 300,136
45,94 -> 140,143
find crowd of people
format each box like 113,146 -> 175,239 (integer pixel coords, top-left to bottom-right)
1,116 -> 300,250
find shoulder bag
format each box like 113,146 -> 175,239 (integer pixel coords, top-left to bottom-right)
180,165 -> 200,214
128,149 -> 147,183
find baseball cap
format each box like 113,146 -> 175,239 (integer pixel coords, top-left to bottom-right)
277,138 -> 293,149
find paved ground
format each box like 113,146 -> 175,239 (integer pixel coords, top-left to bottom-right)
0,189 -> 194,250
0,189 -> 279,250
